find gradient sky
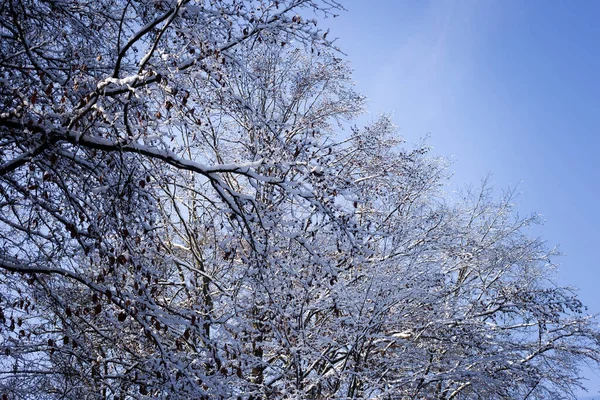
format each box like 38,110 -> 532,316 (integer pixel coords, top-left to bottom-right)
323,0 -> 600,396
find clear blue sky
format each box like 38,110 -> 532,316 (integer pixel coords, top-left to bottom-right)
324,0 -> 600,396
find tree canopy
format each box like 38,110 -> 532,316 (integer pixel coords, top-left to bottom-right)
1,1 -> 599,399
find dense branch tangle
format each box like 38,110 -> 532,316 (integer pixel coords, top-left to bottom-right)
0,1 -> 350,398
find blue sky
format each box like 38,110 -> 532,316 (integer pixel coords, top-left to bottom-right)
324,0 -> 600,395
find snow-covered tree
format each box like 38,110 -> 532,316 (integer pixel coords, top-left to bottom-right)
1,1 -> 599,399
